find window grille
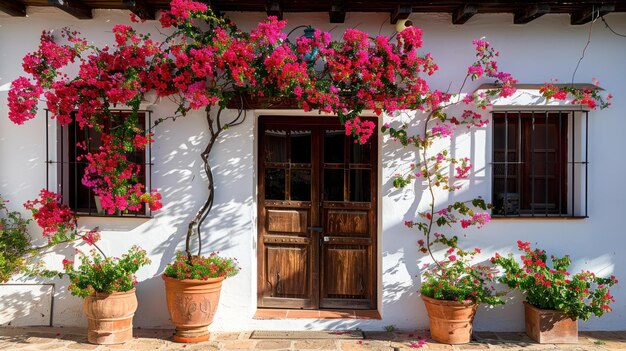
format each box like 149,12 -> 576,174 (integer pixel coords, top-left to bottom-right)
491,110 -> 589,218
45,110 -> 153,218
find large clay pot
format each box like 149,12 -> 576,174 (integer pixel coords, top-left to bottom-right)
524,302 -> 578,343
83,288 -> 138,345
421,295 -> 478,344
163,274 -> 224,343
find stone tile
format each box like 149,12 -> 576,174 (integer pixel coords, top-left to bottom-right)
554,345 -> 602,351
23,335 -> 57,344
59,334 -> 88,343
286,310 -> 321,318
33,342 -> 69,350
583,332 -> 625,342
613,332 -> 626,341
211,332 -> 241,341
131,338 -> 170,350
319,311 -> 356,319
458,343 -> 490,349
363,332 -> 396,341
253,310 -> 288,319
602,341 -> 626,350
255,339 -> 292,350
394,332 -> 431,343
221,339 -> 256,350
293,339 -> 338,350
421,342 -> 454,350
105,343 -> 134,349
98,343 -> 132,351
65,341 -> 100,350
0,339 -> 30,350
389,341 -> 413,350
474,332 -> 500,342
354,311 -> 381,320
133,329 -> 173,340
340,340 -> 393,351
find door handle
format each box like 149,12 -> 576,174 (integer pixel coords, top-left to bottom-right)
307,226 -> 323,232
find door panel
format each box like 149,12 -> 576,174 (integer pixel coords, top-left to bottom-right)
266,245 -> 309,297
324,247 -> 367,296
258,116 -> 376,310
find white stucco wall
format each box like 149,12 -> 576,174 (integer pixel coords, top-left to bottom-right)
1,7 -> 625,331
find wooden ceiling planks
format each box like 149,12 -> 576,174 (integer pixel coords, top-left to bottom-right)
2,1 -> 625,25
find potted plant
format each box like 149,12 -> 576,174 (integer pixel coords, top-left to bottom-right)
19,190 -> 151,345
162,252 -> 239,342
492,241 -> 618,343
40,246 -> 151,344
391,38 -> 514,344
419,246 -> 502,344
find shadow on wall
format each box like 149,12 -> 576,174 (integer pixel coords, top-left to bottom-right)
0,284 -> 54,326
148,111 -> 254,273
376,109 -> 527,331
131,109 -> 254,328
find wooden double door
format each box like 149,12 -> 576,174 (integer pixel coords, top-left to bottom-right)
257,116 -> 377,310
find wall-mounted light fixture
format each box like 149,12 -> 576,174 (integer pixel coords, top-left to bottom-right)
395,19 -> 414,32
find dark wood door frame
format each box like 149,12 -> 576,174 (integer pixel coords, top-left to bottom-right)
257,115 -> 378,310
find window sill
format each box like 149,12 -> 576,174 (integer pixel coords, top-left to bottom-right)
75,212 -> 152,219
491,215 -> 587,220
253,309 -> 381,320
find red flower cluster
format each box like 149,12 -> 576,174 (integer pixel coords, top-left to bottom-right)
23,189 -> 76,243
492,241 -> 619,320
540,82 -> 611,110
164,251 -> 240,280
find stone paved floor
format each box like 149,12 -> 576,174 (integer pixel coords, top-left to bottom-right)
0,327 -> 625,351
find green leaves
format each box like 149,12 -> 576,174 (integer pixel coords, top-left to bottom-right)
0,196 -> 31,283
492,244 -> 619,320
60,246 -> 151,298
393,175 -> 412,189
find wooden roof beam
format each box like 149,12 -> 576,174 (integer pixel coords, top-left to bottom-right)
48,0 -> 92,19
514,4 -> 550,24
452,4 -> 478,25
571,4 -> 614,25
0,0 -> 26,16
123,0 -> 155,20
266,1 -> 282,20
390,5 -> 412,24
329,4 -> 345,23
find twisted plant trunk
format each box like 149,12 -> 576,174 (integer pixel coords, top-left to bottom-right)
184,104 -> 246,258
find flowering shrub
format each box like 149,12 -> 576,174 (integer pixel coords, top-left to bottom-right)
7,0 -> 611,266
164,252 -> 239,280
540,79 -> 612,110
0,195 -> 31,283
421,246 -> 501,305
23,189 -> 76,243
41,246 -> 151,298
492,241 -> 618,320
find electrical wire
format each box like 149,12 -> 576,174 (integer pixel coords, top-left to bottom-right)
601,15 -> 626,38
571,6 -> 600,86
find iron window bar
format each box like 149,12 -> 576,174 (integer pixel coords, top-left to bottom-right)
491,110 -> 589,218
45,109 -> 154,218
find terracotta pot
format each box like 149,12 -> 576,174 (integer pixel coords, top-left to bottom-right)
83,288 -> 138,345
421,295 -> 478,344
524,302 -> 578,343
163,274 -> 224,343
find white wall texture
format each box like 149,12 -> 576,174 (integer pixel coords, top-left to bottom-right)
1,7 -> 625,331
